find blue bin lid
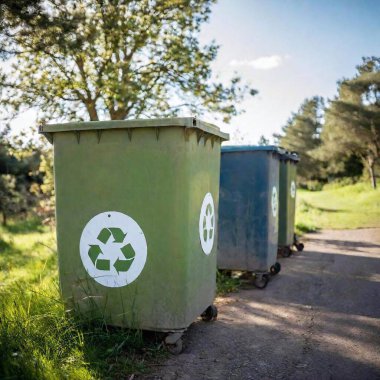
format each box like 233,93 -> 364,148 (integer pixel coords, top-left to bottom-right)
221,145 -> 284,153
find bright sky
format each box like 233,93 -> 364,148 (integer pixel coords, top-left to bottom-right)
3,0 -> 380,144
200,0 -> 380,143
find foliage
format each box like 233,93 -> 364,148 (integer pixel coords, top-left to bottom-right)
0,174 -> 28,225
0,0 -> 79,57
317,57 -> 380,188
0,220 -> 164,379
2,0 -> 256,123
257,135 -> 270,146
0,126 -> 41,224
296,182 -> 380,230
276,96 -> 324,182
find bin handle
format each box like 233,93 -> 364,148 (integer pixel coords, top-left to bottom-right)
97,130 -> 102,144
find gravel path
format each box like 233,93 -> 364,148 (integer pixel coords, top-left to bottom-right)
142,228 -> 380,380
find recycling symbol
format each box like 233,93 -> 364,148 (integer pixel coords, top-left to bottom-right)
80,211 -> 147,288
88,227 -> 135,273
271,186 -> 278,218
290,180 -> 296,198
199,193 -> 215,255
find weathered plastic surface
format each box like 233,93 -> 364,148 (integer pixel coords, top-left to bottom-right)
40,117 -> 228,332
217,146 -> 281,272
278,152 -> 299,247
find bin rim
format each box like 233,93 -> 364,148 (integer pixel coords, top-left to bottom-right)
221,145 -> 285,154
39,117 -> 229,141
278,148 -> 300,162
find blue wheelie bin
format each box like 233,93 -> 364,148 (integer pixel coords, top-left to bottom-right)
217,146 -> 283,289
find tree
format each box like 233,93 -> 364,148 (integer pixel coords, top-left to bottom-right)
319,57 -> 380,188
257,135 -> 269,146
2,0 -> 256,123
0,0 -> 78,57
276,96 -> 324,181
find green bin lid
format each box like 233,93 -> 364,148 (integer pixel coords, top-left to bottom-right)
39,117 -> 229,142
278,148 -> 300,162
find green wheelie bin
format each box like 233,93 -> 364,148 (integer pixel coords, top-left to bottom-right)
277,151 -> 304,257
39,117 -> 228,352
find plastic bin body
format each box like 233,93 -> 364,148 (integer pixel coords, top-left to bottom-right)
40,118 -> 228,332
217,146 -> 281,272
278,153 -> 299,247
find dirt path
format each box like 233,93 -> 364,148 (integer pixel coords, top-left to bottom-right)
143,229 -> 380,380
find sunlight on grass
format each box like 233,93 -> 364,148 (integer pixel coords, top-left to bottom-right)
296,182 -> 380,230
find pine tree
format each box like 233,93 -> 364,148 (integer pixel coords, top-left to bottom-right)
276,96 -> 324,181
319,57 -> 380,188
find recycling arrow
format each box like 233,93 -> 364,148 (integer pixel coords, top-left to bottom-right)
89,245 -> 102,264
108,228 -> 127,243
88,244 -> 110,270
97,227 -> 127,244
114,257 -> 134,273
203,204 -> 214,242
114,243 -> 136,273
96,258 -> 110,271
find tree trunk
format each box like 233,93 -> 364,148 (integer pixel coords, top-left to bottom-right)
368,161 -> 377,189
2,211 -> 7,226
85,101 -> 99,121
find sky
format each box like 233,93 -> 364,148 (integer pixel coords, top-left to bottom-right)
3,0 -> 380,144
199,0 -> 380,143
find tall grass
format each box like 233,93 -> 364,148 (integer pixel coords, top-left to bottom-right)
0,220 -> 163,379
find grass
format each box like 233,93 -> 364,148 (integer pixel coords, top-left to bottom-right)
0,218 -> 164,380
296,182 -> 380,232
216,271 -> 241,295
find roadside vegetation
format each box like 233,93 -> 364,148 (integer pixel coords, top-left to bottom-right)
0,219 -> 164,379
296,182 -> 380,232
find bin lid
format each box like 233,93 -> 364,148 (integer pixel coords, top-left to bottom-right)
278,148 -> 300,162
221,145 -> 284,154
39,117 -> 229,142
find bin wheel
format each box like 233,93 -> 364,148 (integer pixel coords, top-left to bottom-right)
280,246 -> 292,258
201,305 -> 218,322
295,242 -> 304,252
270,262 -> 281,275
253,274 -> 270,289
166,338 -> 183,355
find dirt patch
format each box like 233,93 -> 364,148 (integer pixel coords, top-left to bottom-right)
140,229 -> 380,379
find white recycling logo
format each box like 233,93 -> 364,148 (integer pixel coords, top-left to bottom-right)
79,211 -> 147,288
290,180 -> 296,198
199,193 -> 215,255
271,186 -> 278,218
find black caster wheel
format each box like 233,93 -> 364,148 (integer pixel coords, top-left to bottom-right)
296,242 -> 304,252
201,305 -> 218,322
281,246 -> 292,258
166,338 -> 183,355
165,333 -> 184,355
270,262 -> 281,275
253,273 -> 270,289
